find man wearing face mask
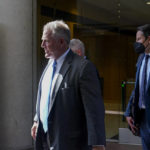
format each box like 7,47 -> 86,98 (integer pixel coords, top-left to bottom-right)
125,24 -> 150,150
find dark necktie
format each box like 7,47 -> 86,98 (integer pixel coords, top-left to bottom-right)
139,55 -> 149,108
41,60 -> 57,132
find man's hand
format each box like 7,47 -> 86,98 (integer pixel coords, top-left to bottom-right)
126,116 -> 138,134
92,146 -> 105,150
31,122 -> 38,140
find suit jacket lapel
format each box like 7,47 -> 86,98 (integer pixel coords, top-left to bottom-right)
146,73 -> 150,92
135,54 -> 145,89
49,50 -> 74,112
146,56 -> 150,92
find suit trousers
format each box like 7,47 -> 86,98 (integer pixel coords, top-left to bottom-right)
140,110 -> 150,150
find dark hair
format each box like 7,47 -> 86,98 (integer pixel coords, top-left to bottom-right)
137,24 -> 150,38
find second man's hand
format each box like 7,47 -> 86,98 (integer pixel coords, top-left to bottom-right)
126,116 -> 138,134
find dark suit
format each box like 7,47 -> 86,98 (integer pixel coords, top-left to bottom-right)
34,50 -> 106,150
125,53 -> 150,150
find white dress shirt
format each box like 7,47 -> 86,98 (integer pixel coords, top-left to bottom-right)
40,49 -> 70,116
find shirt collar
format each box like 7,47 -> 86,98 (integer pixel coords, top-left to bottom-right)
48,48 -> 70,64
56,48 -> 70,65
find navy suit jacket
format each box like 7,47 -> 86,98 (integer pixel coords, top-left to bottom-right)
125,53 -> 150,126
34,50 -> 106,150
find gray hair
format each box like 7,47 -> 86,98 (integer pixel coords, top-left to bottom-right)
43,20 -> 71,44
69,39 -> 85,56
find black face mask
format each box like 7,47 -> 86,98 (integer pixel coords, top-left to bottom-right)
134,42 -> 145,54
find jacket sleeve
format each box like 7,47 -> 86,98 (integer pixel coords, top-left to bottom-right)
34,114 -> 38,122
124,90 -> 134,117
79,61 -> 106,146
33,80 -> 42,123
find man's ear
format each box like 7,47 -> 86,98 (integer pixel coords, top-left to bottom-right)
76,49 -> 82,56
59,38 -> 64,44
59,38 -> 67,48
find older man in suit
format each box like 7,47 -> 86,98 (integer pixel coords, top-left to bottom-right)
69,38 -> 85,57
31,20 -> 106,150
125,24 -> 150,150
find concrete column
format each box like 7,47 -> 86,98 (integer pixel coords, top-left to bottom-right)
0,0 -> 37,149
